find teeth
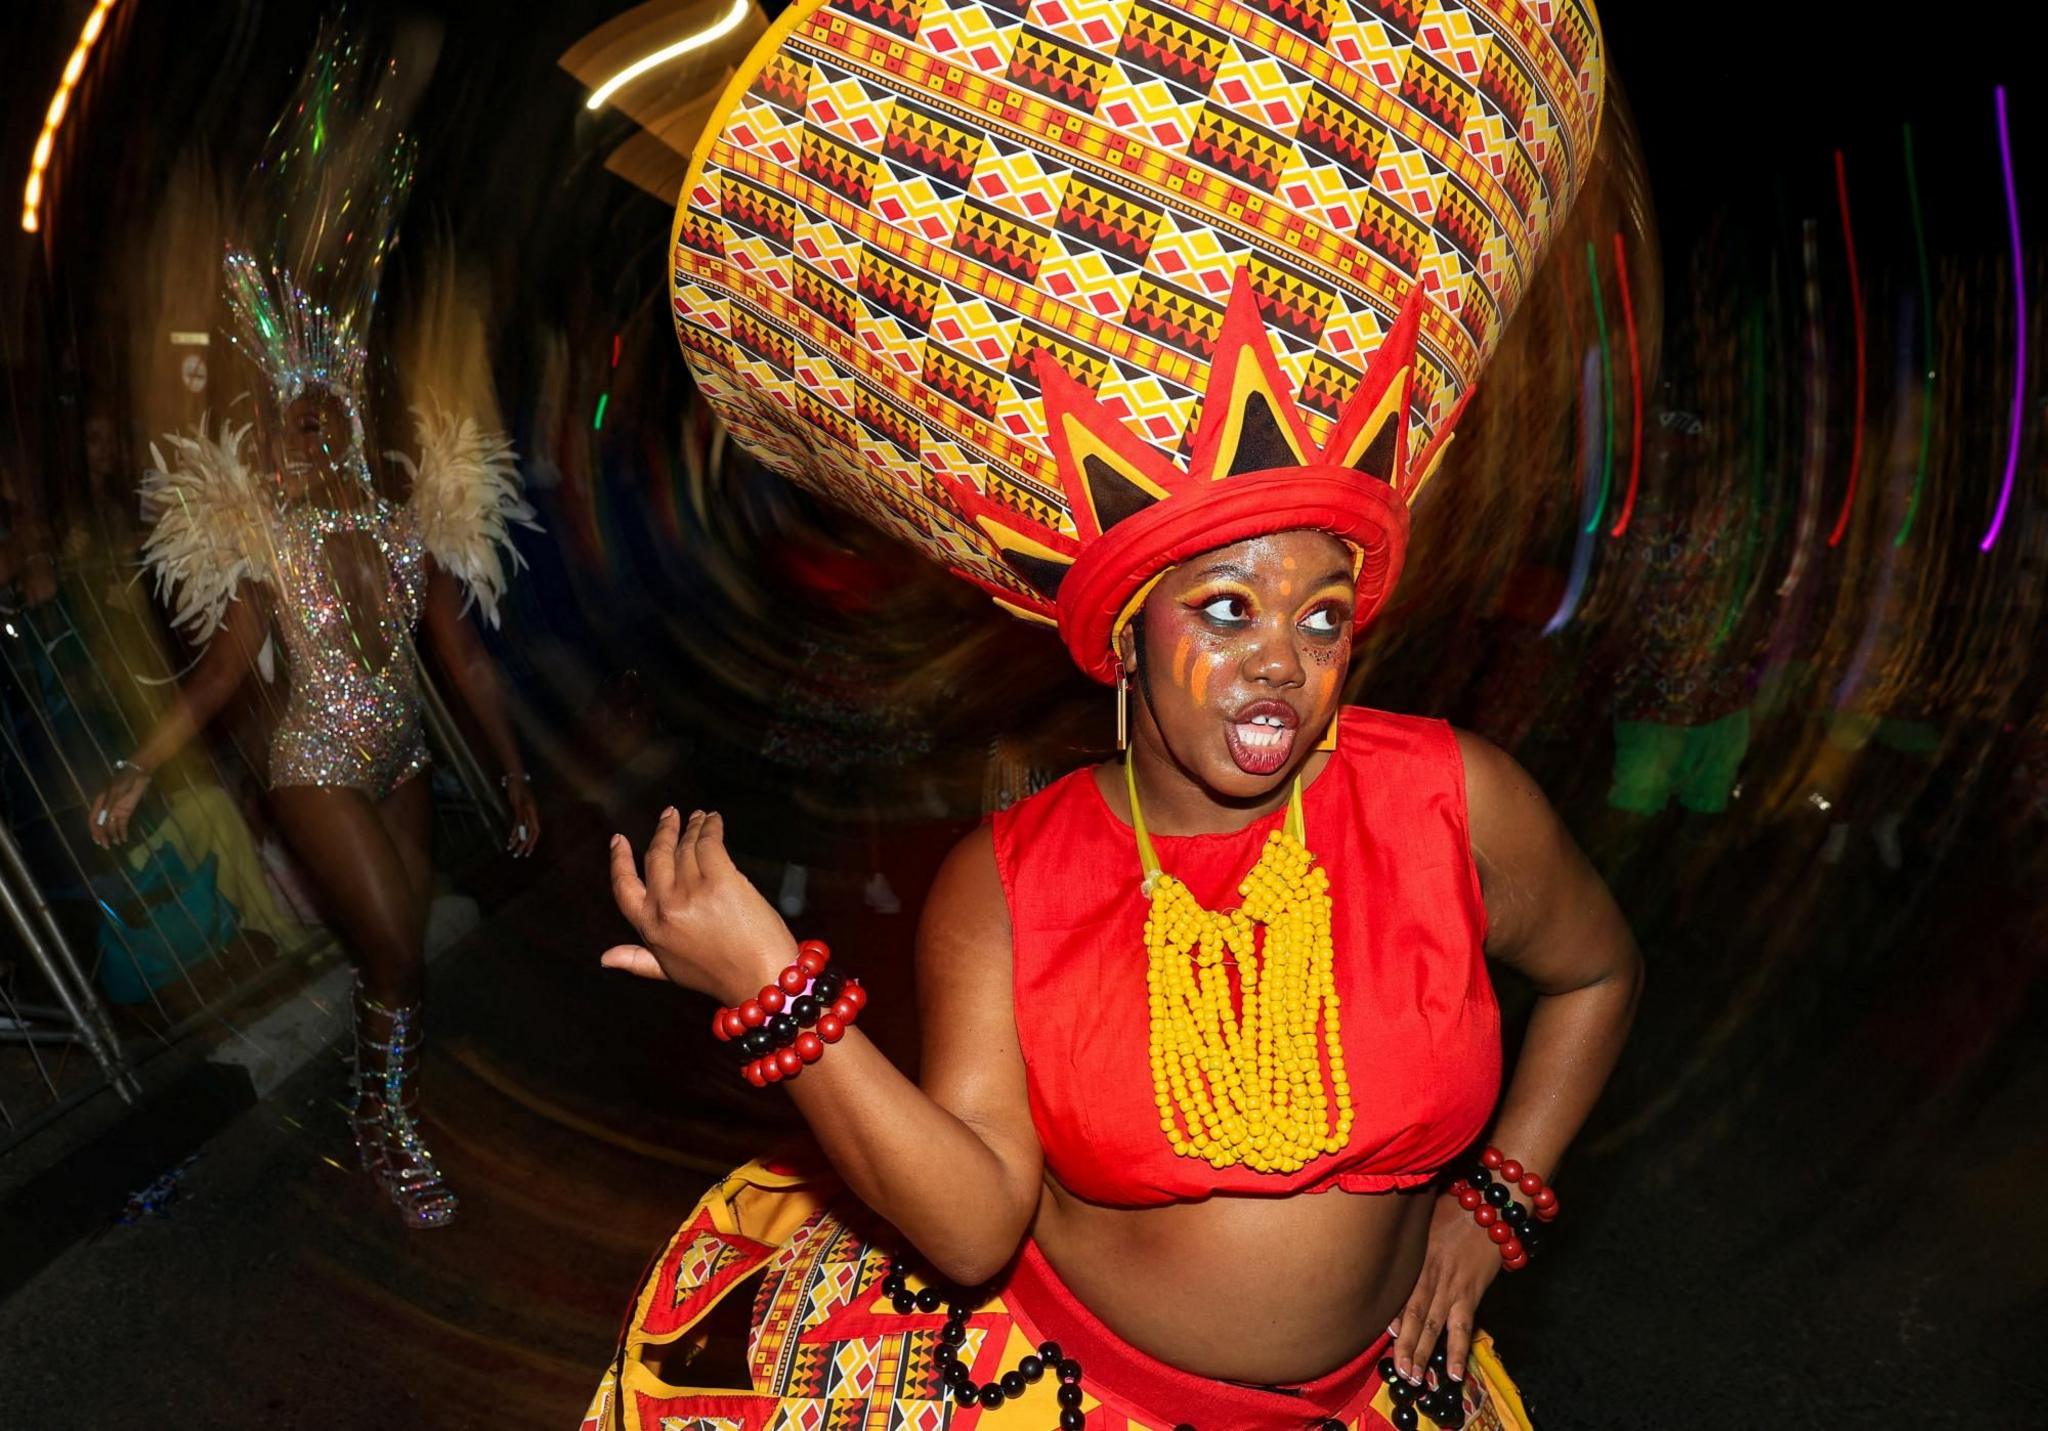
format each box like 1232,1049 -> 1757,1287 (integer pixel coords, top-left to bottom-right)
1234,720 -> 1290,749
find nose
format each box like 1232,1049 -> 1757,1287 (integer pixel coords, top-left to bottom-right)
1243,615 -> 1305,688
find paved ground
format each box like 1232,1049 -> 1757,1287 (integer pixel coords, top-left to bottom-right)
0,746 -> 2043,1429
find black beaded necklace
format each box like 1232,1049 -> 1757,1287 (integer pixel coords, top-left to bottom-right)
1377,1346 -> 1468,1430
887,1259 -> 1468,1431
883,1260 -> 1090,1425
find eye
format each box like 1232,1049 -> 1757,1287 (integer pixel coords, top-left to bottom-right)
1199,593 -> 1250,624
1300,604 -> 1347,634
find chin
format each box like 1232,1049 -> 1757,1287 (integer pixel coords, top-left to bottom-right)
1193,744 -> 1292,801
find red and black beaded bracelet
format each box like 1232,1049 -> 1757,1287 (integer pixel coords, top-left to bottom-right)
1450,1146 -> 1558,1272
710,940 -> 866,1085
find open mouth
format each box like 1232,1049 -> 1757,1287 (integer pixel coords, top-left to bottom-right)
1225,701 -> 1298,776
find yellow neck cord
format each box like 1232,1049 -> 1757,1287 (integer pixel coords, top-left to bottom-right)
1124,755 -> 1306,891
1125,755 -> 1351,1174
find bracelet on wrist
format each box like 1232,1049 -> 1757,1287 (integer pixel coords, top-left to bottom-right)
115,758 -> 151,780
1449,1146 -> 1558,1272
711,940 -> 866,1086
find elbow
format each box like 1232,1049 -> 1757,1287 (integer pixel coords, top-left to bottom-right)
923,1238 -> 1023,1290
1616,941 -> 1645,1027
906,1193 -> 1033,1288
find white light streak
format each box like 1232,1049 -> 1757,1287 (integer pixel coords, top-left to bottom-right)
584,0 -> 750,112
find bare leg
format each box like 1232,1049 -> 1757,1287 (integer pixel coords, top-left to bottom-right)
270,781 -> 456,1228
377,771 -> 434,939
270,783 -> 425,1004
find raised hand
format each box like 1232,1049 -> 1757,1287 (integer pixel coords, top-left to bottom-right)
601,808 -> 797,1005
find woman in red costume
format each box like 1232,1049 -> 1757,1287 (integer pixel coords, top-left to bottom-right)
589,1 -> 1634,1425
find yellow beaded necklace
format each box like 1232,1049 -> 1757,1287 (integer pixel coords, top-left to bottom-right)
1127,757 -> 1354,1174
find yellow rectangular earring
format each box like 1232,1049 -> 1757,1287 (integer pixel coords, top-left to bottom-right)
1116,666 -> 1129,752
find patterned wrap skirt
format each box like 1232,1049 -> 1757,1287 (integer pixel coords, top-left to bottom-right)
582,1158 -> 1535,1431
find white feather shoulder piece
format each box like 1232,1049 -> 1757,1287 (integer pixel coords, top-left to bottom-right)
389,405 -> 538,628
139,420 -> 276,643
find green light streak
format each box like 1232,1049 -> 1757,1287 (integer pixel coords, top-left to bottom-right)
1582,241 -> 1615,535
594,392 -> 610,431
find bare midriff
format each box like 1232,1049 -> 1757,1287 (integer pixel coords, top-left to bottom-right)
1033,1174 -> 1432,1384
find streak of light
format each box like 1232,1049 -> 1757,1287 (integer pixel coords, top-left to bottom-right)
21,0 -> 121,233
1983,85 -> 2025,553
1581,241 -> 1615,536
1897,123 -> 1935,547
594,392 -> 611,431
1779,221 -> 1827,598
584,0 -> 752,112
1607,231 -> 1644,538
1544,346 -> 1604,637
1827,150 -> 1866,548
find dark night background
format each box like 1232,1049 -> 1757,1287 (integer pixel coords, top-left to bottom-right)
3,3 -> 2045,1428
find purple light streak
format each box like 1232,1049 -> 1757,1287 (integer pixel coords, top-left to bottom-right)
1983,85 -> 2025,552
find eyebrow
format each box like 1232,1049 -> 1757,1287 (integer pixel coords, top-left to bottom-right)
1185,562 -> 1354,590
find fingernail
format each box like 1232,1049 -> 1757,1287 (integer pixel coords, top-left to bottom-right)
1449,1365 -> 1464,1382
610,834 -> 623,849
1387,1320 -> 1401,1336
662,806 -> 677,819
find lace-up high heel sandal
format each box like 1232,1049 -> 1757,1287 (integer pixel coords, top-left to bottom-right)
349,981 -> 460,1230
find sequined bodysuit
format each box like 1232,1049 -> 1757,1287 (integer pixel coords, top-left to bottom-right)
266,496 -> 430,799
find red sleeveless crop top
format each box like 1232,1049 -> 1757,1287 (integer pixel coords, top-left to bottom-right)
992,708 -> 1499,1207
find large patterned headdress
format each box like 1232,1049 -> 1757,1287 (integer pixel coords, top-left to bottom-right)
672,0 -> 1605,681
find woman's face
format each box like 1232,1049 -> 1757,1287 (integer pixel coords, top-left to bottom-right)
1129,529 -> 1355,798
281,389 -> 354,481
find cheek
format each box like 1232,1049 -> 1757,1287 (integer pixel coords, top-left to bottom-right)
1170,634 -> 1194,693
1189,651 -> 1222,708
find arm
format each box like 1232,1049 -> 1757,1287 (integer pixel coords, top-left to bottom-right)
419,561 -> 538,855
1391,731 -> 1642,1385
602,810 -> 1043,1284
87,583 -> 269,846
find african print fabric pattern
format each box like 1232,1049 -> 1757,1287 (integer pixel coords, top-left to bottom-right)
581,1159 -> 1537,1431
671,0 -> 1603,612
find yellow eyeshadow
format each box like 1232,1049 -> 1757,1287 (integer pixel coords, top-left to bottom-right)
1181,581 -> 1258,610
1295,583 -> 1356,621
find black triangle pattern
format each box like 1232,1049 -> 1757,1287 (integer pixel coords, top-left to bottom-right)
1222,390 -> 1306,476
1083,453 -> 1163,530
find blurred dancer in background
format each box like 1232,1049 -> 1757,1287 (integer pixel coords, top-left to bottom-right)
85,27 -> 538,1230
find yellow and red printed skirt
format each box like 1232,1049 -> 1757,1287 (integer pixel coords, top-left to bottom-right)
582,1158 -> 1534,1431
